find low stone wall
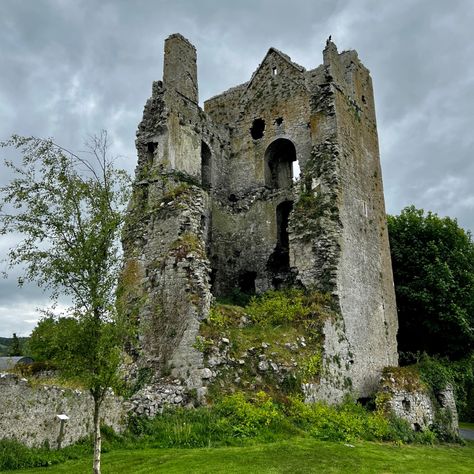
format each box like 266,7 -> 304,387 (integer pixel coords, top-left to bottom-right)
0,373 -> 125,448
377,369 -> 459,438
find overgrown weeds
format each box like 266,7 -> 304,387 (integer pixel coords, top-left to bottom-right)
0,393 -> 452,471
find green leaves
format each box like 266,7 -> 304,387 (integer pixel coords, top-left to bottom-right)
0,132 -> 131,313
0,132 -> 131,401
388,206 -> 474,359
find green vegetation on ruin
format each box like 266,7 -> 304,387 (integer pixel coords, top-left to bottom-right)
196,289 -> 335,400
169,231 -> 206,260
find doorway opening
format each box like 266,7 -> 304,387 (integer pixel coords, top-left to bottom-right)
267,201 -> 293,275
238,271 -> 257,295
201,141 -> 212,190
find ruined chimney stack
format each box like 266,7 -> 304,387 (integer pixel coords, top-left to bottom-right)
163,33 -> 199,104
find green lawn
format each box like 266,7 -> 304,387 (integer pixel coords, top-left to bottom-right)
459,422 -> 474,430
15,439 -> 474,474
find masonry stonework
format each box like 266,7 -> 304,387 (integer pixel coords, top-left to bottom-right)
0,373 -> 125,448
121,34 -> 399,403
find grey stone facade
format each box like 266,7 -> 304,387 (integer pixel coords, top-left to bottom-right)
0,373 -> 125,448
120,33 -> 398,402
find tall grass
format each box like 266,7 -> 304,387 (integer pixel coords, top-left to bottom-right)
0,394 -> 447,471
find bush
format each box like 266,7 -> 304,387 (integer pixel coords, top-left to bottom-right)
0,439 -> 38,470
245,289 -> 333,326
128,408 -> 225,448
215,392 -> 282,438
386,416 -> 437,444
246,290 -> 307,325
416,353 -> 474,422
285,397 -> 392,442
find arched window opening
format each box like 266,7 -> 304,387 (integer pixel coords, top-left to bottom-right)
201,141 -> 212,190
264,139 -> 297,189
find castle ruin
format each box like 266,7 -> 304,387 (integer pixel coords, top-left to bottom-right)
121,33 -> 399,403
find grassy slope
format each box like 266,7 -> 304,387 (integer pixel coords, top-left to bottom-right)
15,439 -> 474,474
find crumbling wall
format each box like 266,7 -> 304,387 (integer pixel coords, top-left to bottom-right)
204,48 -> 312,296
377,369 -> 459,438
302,43 -> 398,402
209,190 -> 295,296
0,374 -> 124,448
121,33 -> 399,406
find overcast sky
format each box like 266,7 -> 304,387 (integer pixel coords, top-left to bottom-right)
1,0 -> 473,336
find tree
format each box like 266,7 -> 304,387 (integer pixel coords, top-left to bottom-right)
8,333 -> 22,356
388,206 -> 474,360
27,316 -> 77,362
0,132 -> 130,474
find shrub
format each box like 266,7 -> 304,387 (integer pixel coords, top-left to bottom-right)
245,289 -> 332,326
285,397 -> 392,442
416,353 -> 474,422
417,354 -> 453,394
245,290 -> 305,325
299,353 -> 322,382
215,392 -> 282,438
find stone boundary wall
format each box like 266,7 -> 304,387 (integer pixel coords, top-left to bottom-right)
378,370 -> 459,437
0,373 -> 125,448
383,385 -> 458,435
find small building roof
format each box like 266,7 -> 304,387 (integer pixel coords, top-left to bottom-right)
0,356 -> 34,371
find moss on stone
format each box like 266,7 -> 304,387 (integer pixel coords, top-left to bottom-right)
169,232 -> 206,260
198,289 -> 335,401
381,366 -> 427,392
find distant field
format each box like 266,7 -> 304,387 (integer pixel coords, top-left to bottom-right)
14,438 -> 474,474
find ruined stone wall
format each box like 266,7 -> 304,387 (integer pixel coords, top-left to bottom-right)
210,190 -> 294,295
163,33 -> 198,104
206,48 -> 312,193
204,49 -> 312,296
327,44 -> 398,397
121,33 -> 399,405
204,83 -> 248,130
121,35 -> 233,390
377,369 -> 459,438
0,374 -> 124,448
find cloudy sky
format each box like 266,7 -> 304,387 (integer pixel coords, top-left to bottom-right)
1,0 -> 473,336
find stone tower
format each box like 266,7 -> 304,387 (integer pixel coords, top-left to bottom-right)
120,34 -> 398,403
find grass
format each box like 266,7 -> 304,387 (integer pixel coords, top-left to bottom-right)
459,422 -> 474,430
13,438 -> 474,473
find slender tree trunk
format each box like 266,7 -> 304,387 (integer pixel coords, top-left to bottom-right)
93,397 -> 102,474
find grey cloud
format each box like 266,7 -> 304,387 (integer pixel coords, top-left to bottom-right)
1,0 -> 473,335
